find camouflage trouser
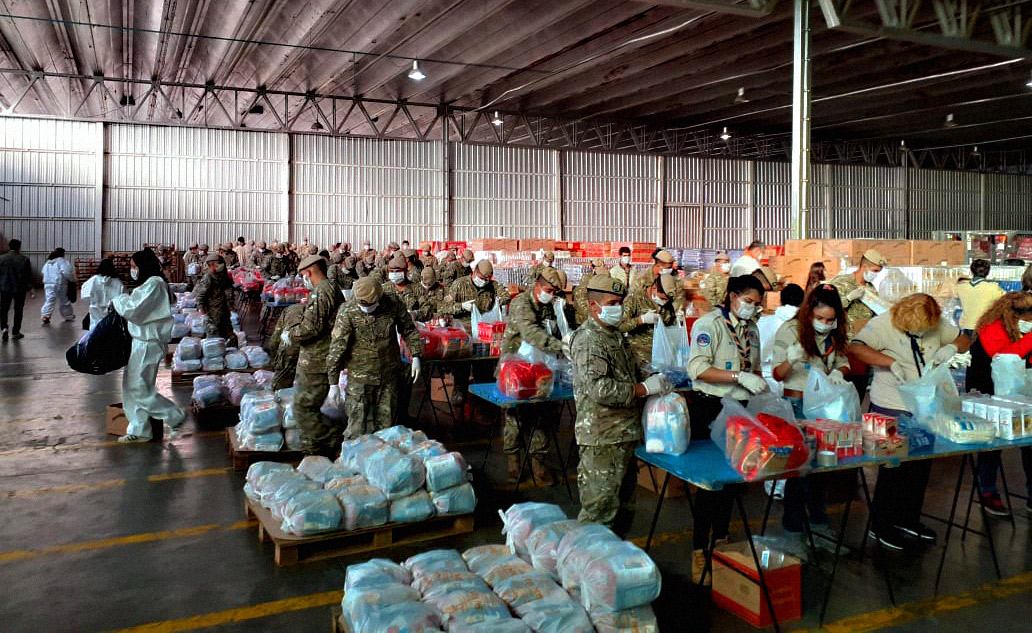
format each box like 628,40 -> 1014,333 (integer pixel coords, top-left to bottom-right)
577,442 -> 638,533
395,364 -> 413,427
272,364 -> 296,392
343,380 -> 397,440
293,369 -> 336,455
503,403 -> 557,456
204,312 -> 238,348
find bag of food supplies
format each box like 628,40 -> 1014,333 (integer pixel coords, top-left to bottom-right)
650,322 -> 690,374
201,336 -> 226,359
338,436 -> 385,471
499,502 -> 568,557
642,392 -> 690,454
238,430 -> 284,452
241,345 -> 270,368
803,369 -> 861,422
344,599 -> 441,633
424,452 -> 470,491
450,620 -> 532,633
296,455 -> 334,482
361,445 -> 426,500
225,350 -> 248,370
409,440 -> 449,462
497,347 -> 556,399
992,353 -> 1026,397
243,462 -> 292,499
176,337 -> 203,361
416,571 -> 491,598
389,490 -> 436,523
336,484 -> 389,531
430,483 -> 476,515
340,584 -> 422,630
589,605 -> 660,633
898,362 -> 962,425
280,489 -> 343,535
578,541 -> 661,612
343,558 -> 413,591
526,519 -> 582,579
462,544 -> 513,575
265,477 -> 322,519
65,309 -> 132,375
514,595 -> 594,633
493,571 -> 567,608
710,397 -> 810,480
481,557 -> 536,588
424,590 -> 511,629
404,549 -> 469,579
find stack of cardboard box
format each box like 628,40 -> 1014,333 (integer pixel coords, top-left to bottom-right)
772,239 -> 966,286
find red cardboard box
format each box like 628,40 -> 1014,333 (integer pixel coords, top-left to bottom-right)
518,239 -> 556,252
712,543 -> 801,628
470,239 -> 519,252
444,241 -> 468,251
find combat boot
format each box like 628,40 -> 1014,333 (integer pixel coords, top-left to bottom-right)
532,458 -> 555,486
507,455 -> 522,482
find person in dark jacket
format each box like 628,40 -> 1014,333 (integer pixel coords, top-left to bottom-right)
0,239 -> 34,340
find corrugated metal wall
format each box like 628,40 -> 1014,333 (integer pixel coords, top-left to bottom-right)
105,125 -> 287,252
755,161 -> 791,246
562,151 -> 658,242
701,159 -> 751,249
828,165 -> 905,238
665,156 -> 703,247
985,174 -> 1032,231
292,135 -> 444,248
908,169 -> 981,238
0,118 -> 99,274
453,144 -> 556,241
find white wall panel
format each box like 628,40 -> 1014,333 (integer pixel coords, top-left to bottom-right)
105,125 -> 287,251
453,144 -> 556,241
293,135 -> 443,248
985,174 -> 1032,231
0,117 -> 99,274
562,151 -> 658,242
828,164 -> 904,238
700,159 -> 751,249
755,161 -> 791,246
908,169 -> 981,238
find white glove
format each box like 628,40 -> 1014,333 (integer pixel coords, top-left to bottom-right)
890,362 -> 907,383
640,311 -> 660,325
827,369 -> 847,385
327,385 -> 341,407
846,287 -> 865,302
461,300 -> 475,312
411,357 -> 421,382
642,373 -> 673,396
931,344 -> 958,367
949,352 -> 972,369
786,343 -> 806,365
737,372 -> 769,394
561,333 -> 572,359
280,329 -> 292,346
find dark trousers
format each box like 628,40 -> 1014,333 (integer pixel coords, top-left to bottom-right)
783,476 -> 830,532
690,391 -> 738,550
977,447 -> 1032,497
1,291 -> 26,334
870,403 -> 933,533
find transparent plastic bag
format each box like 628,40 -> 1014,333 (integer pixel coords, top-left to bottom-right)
396,430 -> 429,451
579,541 -> 661,613
482,558 -> 536,588
229,382 -> 261,406
710,397 -> 811,481
245,466 -> 298,502
471,299 -> 502,334
225,351 -> 248,370
275,387 -> 295,403
324,474 -> 367,491
201,337 -> 226,359
499,502 -> 568,557
283,428 -> 302,450
461,544 -> 513,575
172,358 -> 201,372
898,362 -> 962,424
240,431 -> 284,452
650,323 -> 688,373
266,477 -> 322,519
514,595 -> 594,633
192,384 -> 225,408
408,440 -> 448,462
404,549 -> 468,579
345,600 -> 441,633
253,369 -> 275,389
803,369 -> 861,422
344,559 -> 413,591
361,445 -> 426,500
171,322 -> 190,339
389,490 -> 436,523
414,570 -> 490,597
526,519 -> 582,579
431,483 -> 476,516
516,341 -> 561,372
280,489 -> 343,535
747,391 -> 798,425
642,392 -> 690,454
338,436 -> 386,471
589,605 -> 659,633
201,356 -> 225,372
424,452 -> 470,491
497,355 -> 555,399
555,525 -> 622,587
244,401 -> 280,435
336,484 -> 389,531
374,425 -> 413,443
559,539 -> 625,594
553,298 -> 572,340
450,620 -> 532,633
177,337 -> 202,361
297,455 -> 334,482
424,590 -> 512,629
992,354 -> 1026,397
493,571 -> 566,609
241,345 -> 270,368
243,462 -> 292,499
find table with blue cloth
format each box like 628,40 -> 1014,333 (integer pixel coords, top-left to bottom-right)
638,432 -> 1032,632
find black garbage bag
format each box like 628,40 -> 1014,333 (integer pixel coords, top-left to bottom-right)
66,309 -> 132,375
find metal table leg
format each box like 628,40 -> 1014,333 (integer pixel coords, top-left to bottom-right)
644,472 -> 670,553
935,456 -> 970,595
967,453 -> 1002,580
818,488 -> 854,625
859,468 -> 896,606
735,491 -> 783,633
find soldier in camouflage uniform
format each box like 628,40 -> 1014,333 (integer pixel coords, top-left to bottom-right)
572,258 -> 609,325
701,251 -> 731,309
221,243 -> 239,268
266,244 -> 289,279
249,241 -> 272,269
501,267 -> 566,484
281,255 -> 342,456
419,247 -> 438,273
374,242 -> 400,272
357,251 -> 379,281
383,254 -> 434,322
572,274 -> 672,533
524,251 -> 557,287
333,256 -> 359,294
830,248 -> 887,332
326,277 -> 424,438
326,251 -> 344,282
266,302 -> 305,390
420,267 -> 447,314
183,243 -> 203,289
440,259 -> 512,402
619,273 -> 679,369
442,249 -> 474,288
194,254 -> 238,347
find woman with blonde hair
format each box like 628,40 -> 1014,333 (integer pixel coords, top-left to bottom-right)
968,291 -> 1032,516
849,293 -> 970,550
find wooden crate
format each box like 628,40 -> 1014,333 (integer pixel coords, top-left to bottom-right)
332,607 -> 344,633
245,498 -> 474,566
226,430 -> 305,471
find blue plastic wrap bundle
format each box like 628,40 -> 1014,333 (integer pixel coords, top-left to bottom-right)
177,337 -> 203,361
225,351 -> 248,370
283,428 -> 302,450
424,452 -> 469,492
425,590 -> 512,629
344,559 -> 413,591
188,315 -> 207,337
172,358 -> 202,372
171,322 -> 190,339
319,463 -> 359,485
578,541 -> 661,613
172,312 -> 186,324
338,436 -> 385,471
555,525 -> 622,590
361,444 -> 425,500
395,430 -> 429,451
408,440 -> 448,462
374,425 -> 415,445
336,484 -> 389,531
253,369 -> 274,389
243,462 -> 292,500
500,502 -> 568,557
275,387 -> 295,403
192,379 -> 224,408
323,474 -> 366,491
245,468 -> 296,502
493,571 -> 567,609
245,432 -> 283,452
450,620 -> 532,633
201,336 -> 226,359
525,519 -> 582,579
404,549 -> 469,579
265,477 -> 321,519
241,345 -> 270,369
244,398 -> 280,434
345,599 -> 441,633
589,604 -> 659,633
389,490 -> 436,524
341,584 -> 420,621
297,455 -> 334,482
201,356 -> 225,371
482,557 -> 535,588
514,594 -> 594,633
430,483 -> 476,516
280,489 -> 343,535
415,571 -> 491,598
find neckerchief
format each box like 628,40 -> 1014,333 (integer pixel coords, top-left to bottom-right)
970,276 -> 986,287
906,333 -> 926,378
719,306 -> 752,372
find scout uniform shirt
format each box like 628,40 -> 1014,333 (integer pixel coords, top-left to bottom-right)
771,319 -> 850,393
502,290 -> 563,355
618,290 -> 677,368
687,306 -> 762,401
955,278 -> 1004,330
325,292 -> 424,386
830,273 -> 877,327
570,317 -> 644,446
853,313 -> 959,411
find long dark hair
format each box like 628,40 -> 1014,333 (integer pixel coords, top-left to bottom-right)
797,284 -> 849,358
97,258 -> 117,278
131,249 -> 166,284
47,248 -> 65,260
722,274 -> 766,311
806,262 -> 826,291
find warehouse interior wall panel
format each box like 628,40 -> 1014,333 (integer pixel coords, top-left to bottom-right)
562,151 -> 658,243
828,164 -> 905,239
908,169 -> 981,239
292,135 -> 444,248
105,125 -> 287,252
984,174 -> 1032,232
0,117 -> 99,273
807,164 -> 832,238
755,161 -> 791,246
700,158 -> 751,250
453,144 -> 556,241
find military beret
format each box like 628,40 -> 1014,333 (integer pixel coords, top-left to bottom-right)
387,242 -> 401,250
297,254 -> 324,273
587,274 -> 625,296
421,267 -> 438,284
388,254 -> 409,269
462,249 -> 475,262
654,249 -> 675,264
354,277 -> 383,304
203,253 -> 222,264
538,267 -> 562,289
590,257 -> 606,268
476,260 -> 493,276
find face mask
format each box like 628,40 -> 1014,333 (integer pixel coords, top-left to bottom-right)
652,294 -> 668,307
462,261 -> 470,268
813,319 -> 836,334
388,271 -> 405,283
537,290 -> 554,304
719,262 -> 730,273
543,262 -> 553,268
598,304 -> 623,326
258,248 -> 265,253
130,268 -> 139,281
421,283 -> 433,291
863,270 -> 878,284
303,276 -> 313,290
1020,320 -> 1032,335
360,303 -> 378,314
659,267 -> 673,275
472,275 -> 487,288
734,301 -> 758,320
423,251 -> 430,257
621,256 -> 631,265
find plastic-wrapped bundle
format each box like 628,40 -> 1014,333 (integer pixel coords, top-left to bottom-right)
405,549 -> 469,580
229,383 -> 261,406
283,428 -> 302,450
202,336 -> 226,359
253,370 -> 275,389
192,383 -> 225,408
374,425 -> 413,444
297,455 -> 334,482
239,345 -> 270,369
338,436 -> 385,471
493,571 -> 567,609
177,294 -> 197,309
803,369 -> 862,423
241,394 -> 279,433
171,322 -> 190,339
577,541 -> 661,613
344,597 -> 442,633
482,557 -> 536,588
642,393 -> 690,454
361,444 -> 426,500
225,351 -> 248,370
251,468 -> 305,503
500,502 -> 568,557
589,605 -> 659,633
389,490 -> 435,523
408,440 -> 448,462
514,595 -> 594,633
280,489 -> 343,535
423,590 -> 511,629
431,483 -> 476,516
193,374 -> 222,392
344,558 -> 413,591
462,545 -> 512,575
526,520 -> 582,579
415,571 -> 491,598
243,462 -> 293,500
201,356 -> 225,372
425,452 -> 469,491
172,358 -> 202,372
239,431 -> 284,452
497,357 -> 554,399
188,315 -> 207,337
177,337 -> 203,361
318,463 -> 359,484
555,525 -> 622,588
450,620 -> 532,633
341,584 -> 421,629
276,386 -> 296,403
993,354 -> 1026,397
711,399 -> 811,481
336,484 -> 389,531
395,430 -> 429,451
265,477 -> 322,519
324,474 -> 365,491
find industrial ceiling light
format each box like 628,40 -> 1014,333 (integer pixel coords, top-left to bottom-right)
408,60 -> 426,81
734,87 -> 749,104
944,113 -> 957,128
311,121 -> 324,131
971,145 -> 981,156
119,94 -> 136,106
719,126 -> 731,141
492,111 -> 503,127
248,104 -> 264,115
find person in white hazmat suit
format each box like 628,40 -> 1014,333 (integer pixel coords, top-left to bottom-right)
112,249 -> 186,443
40,247 -> 76,324
80,257 -> 124,331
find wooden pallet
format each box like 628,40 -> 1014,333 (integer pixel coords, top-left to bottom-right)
331,607 -> 344,633
170,365 -> 262,386
245,498 -> 474,566
191,403 -> 240,428
225,430 -> 304,471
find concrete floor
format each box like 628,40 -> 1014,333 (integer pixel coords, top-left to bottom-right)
2,293 -> 1032,633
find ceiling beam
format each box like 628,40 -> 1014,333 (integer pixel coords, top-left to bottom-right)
628,0 -> 778,18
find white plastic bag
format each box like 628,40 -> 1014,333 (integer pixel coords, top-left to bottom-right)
514,595 -> 594,633
361,445 -> 426,500
493,571 -> 566,609
589,605 -> 659,633
462,545 -> 513,575
898,362 -> 962,424
471,299 -> 502,334
424,452 -> 470,491
414,570 -> 490,598
992,354 -> 1026,396
405,549 -> 469,579
280,489 -> 343,535
642,393 -> 690,454
803,369 -> 861,422
336,484 -> 389,531
499,502 -> 568,557
297,455 -> 334,482
650,323 -> 689,373
578,541 -> 662,613
430,483 -> 477,515
424,590 -> 512,629
389,491 -> 436,523
344,559 -> 412,591
526,519 -> 582,579
554,298 -> 572,339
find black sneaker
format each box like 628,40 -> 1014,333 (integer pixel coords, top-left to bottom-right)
11,332 -> 23,340
869,528 -> 906,551
982,492 -> 1011,517
897,523 -> 937,542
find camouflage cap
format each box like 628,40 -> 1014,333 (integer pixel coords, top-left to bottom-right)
556,269 -> 568,290
421,267 -> 438,284
538,267 -> 562,289
297,254 -> 324,273
654,249 -> 675,264
862,249 -> 888,267
188,242 -> 198,249
199,243 -> 209,251
330,251 -> 343,264
343,256 -> 357,268
587,274 -> 625,296
542,251 -> 555,262
475,260 -> 493,276
203,253 -> 222,264
590,257 -> 606,268
755,266 -> 779,287
388,253 -> 409,269
401,248 -> 416,258
354,277 -> 383,304
387,241 -> 400,250
461,249 -> 475,262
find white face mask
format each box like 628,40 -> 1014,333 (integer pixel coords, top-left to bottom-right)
388,271 -> 405,283
734,300 -> 759,321
360,303 -> 377,314
1020,320 -> 1032,335
652,294 -> 668,307
537,290 -> 554,304
813,319 -> 836,334
863,270 -> 878,284
303,275 -> 314,290
621,256 -> 631,265
719,262 -> 731,273
598,304 -> 623,326
462,261 -> 470,268
472,275 -> 487,288
130,268 -> 139,281
659,267 -> 673,275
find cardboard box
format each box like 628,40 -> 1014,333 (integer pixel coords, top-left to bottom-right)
470,239 -> 519,252
636,461 -> 686,498
912,240 -> 967,265
712,543 -> 802,628
429,376 -> 455,403
783,240 -> 824,260
873,240 -> 911,265
105,403 -> 163,440
518,239 -> 555,252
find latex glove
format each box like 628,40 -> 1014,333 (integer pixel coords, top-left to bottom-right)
737,372 -> 769,394
640,311 -> 660,325
461,300 -> 475,312
411,357 -> 421,382
949,352 -> 972,369
890,362 -> 907,383
280,329 -> 292,346
786,343 -> 806,365
561,333 -> 572,359
642,373 -> 673,396
827,369 -> 847,385
931,344 -> 958,367
327,385 -> 341,407
846,287 -> 865,302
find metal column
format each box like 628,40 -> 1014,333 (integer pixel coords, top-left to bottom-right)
790,0 -> 812,239
94,122 -> 104,257
443,108 -> 455,241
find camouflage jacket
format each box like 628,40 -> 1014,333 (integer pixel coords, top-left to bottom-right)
571,317 -> 644,446
266,303 -> 305,370
502,290 -> 563,355
265,255 -> 288,279
382,280 -> 434,322
524,263 -> 554,287
194,270 -> 232,323
250,250 -> 273,271
618,290 -> 677,366
422,283 -> 448,316
289,278 -> 342,374
419,255 -> 438,270
830,273 -> 875,327
222,250 -> 239,268
326,292 -> 423,386
328,264 -> 357,291
441,261 -> 471,287
701,272 -> 729,309
440,276 -> 511,332
572,273 -> 594,326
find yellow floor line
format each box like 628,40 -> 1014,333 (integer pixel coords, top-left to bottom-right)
103,590 -> 342,633
0,430 -> 224,456
4,466 -> 233,497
